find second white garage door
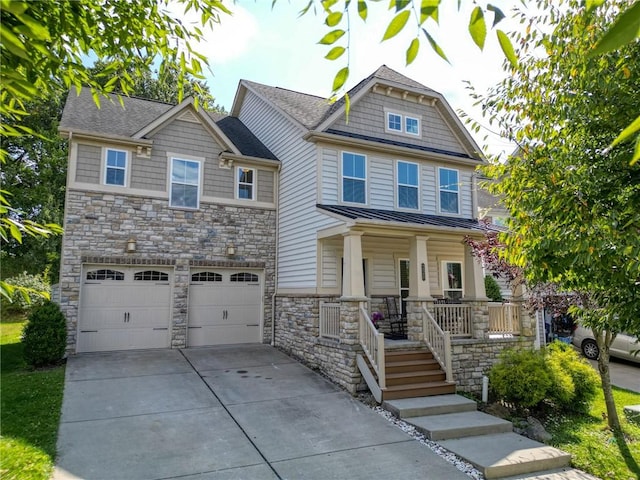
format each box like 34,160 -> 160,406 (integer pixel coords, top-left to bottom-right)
188,269 -> 262,346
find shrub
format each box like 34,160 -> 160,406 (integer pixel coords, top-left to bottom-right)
484,275 -> 503,302
489,348 -> 552,408
22,301 -> 67,367
1,272 -> 50,313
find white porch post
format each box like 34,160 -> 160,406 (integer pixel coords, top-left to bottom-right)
342,231 -> 365,298
463,242 -> 488,301
409,235 -> 432,299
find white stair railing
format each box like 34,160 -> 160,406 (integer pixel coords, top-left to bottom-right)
488,303 -> 521,335
422,306 -> 453,383
359,305 -> 386,389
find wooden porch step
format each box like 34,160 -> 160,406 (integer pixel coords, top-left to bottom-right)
383,381 -> 456,400
385,358 -> 441,374
386,370 -> 446,386
385,350 -> 433,362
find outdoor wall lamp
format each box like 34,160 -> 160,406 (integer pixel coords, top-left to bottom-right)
226,243 -> 236,256
126,238 -> 137,253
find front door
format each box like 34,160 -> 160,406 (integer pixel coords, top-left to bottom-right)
399,259 -> 410,317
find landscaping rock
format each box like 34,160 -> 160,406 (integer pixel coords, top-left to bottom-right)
525,416 -> 552,443
623,405 -> 640,425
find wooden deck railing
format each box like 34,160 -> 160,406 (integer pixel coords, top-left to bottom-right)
488,303 -> 521,335
422,306 -> 453,383
433,304 -> 472,337
359,305 -> 386,389
319,302 -> 341,339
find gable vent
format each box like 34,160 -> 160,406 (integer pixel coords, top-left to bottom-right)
178,110 -> 200,123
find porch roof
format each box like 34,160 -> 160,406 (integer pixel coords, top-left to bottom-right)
317,205 -> 488,231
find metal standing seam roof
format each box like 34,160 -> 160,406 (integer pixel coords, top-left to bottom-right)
317,204 -> 488,231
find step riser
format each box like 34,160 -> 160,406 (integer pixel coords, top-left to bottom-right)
483,454 -> 572,479
386,373 -> 446,386
385,362 -> 440,374
386,403 -> 477,418
385,352 -> 433,362
383,384 -> 455,400
419,422 -> 513,441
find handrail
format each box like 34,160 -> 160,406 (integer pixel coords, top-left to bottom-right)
422,306 -> 453,383
359,305 -> 386,389
488,302 -> 521,334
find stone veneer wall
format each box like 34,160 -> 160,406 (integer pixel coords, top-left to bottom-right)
60,190 -> 276,352
274,295 -> 366,394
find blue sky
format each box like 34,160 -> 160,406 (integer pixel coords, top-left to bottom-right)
187,1 -> 520,157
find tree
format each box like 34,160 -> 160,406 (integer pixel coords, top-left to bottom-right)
477,0 -> 640,432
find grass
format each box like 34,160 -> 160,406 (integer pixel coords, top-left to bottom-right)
0,311 -> 66,480
544,387 -> 640,480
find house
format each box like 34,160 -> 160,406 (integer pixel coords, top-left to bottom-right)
58,66 -> 536,401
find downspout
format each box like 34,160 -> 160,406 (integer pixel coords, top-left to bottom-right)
271,163 -> 281,346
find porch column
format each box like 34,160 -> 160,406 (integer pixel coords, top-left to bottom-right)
463,242 -> 488,301
342,231 -> 365,299
409,235 -> 432,299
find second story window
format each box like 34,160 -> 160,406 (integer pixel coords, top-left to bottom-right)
237,167 -> 255,200
342,152 -> 366,204
170,158 -> 200,209
439,167 -> 459,214
397,161 -> 419,209
105,149 -> 127,186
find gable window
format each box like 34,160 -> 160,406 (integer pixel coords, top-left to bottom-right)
405,117 -> 420,135
439,167 -> 459,214
442,261 -> 463,300
105,149 -> 127,186
342,152 -> 366,204
387,113 -> 402,132
170,158 -> 200,209
237,167 -> 255,200
397,161 -> 419,209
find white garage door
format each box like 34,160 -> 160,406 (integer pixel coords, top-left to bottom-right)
78,266 -> 172,352
188,269 -> 262,346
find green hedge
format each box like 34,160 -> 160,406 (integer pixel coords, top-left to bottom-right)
22,302 -> 67,368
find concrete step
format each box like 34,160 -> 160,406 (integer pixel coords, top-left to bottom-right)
500,467 -> 601,479
405,410 -> 513,440
385,358 -> 441,373
439,432 -> 572,479
385,369 -> 446,386
382,381 -> 456,400
383,394 -> 477,418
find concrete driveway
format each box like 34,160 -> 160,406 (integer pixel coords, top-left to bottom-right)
53,345 -> 469,480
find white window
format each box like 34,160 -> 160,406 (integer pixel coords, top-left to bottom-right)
170,158 -> 200,209
397,161 -> 419,209
442,261 -> 463,300
342,152 -> 366,204
385,110 -> 421,137
439,167 -> 459,214
237,167 -> 255,200
104,149 -> 127,186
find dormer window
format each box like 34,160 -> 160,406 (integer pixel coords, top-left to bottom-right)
385,110 -> 421,137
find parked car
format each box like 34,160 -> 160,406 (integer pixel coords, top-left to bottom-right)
572,325 -> 640,363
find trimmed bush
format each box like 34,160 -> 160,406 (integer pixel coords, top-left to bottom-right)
1,272 -> 50,313
22,301 -> 67,367
484,275 -> 503,302
489,348 -> 552,408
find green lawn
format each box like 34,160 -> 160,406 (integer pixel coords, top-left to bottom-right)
545,387 -> 640,480
0,312 -> 66,480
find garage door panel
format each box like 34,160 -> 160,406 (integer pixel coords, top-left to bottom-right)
187,325 -> 260,347
78,328 -> 169,352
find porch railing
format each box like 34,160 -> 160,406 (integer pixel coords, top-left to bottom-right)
422,306 -> 453,383
319,302 -> 341,339
359,305 -> 386,389
433,304 -> 472,337
488,302 -> 521,335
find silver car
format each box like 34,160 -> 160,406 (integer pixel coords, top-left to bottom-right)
572,325 -> 640,363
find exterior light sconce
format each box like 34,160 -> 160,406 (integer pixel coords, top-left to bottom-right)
421,263 -> 426,281
226,243 -> 236,256
126,238 -> 137,253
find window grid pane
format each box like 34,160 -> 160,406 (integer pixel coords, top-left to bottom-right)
342,153 -> 366,204
171,159 -> 200,208
405,117 -> 419,134
439,168 -> 459,214
238,168 -> 254,200
230,272 -> 259,282
105,150 -> 126,186
134,271 -> 169,281
388,113 -> 402,131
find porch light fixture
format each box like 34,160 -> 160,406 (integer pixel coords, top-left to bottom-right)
226,243 -> 236,256
421,263 -> 426,281
126,238 -> 137,253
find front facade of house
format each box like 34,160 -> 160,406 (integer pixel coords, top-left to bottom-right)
59,66 -> 536,398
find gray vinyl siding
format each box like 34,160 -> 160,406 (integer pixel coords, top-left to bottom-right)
330,92 -> 467,155
320,148 -> 339,203
239,90 -> 338,289
75,144 -> 102,183
369,156 -> 394,209
427,240 -> 464,297
206,165 -> 233,199
321,240 -> 339,288
257,170 -> 274,203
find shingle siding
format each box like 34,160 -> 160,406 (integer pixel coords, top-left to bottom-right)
257,169 -> 274,203
75,144 -> 102,183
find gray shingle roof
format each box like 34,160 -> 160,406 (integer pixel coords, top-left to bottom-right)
60,88 -> 277,161
317,204 -> 486,231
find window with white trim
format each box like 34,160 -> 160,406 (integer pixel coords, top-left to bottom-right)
104,149 -> 127,186
170,158 -> 200,209
442,261 -> 463,300
237,167 -> 255,200
405,116 -> 420,135
387,113 -> 402,132
385,111 -> 421,136
397,161 -> 419,209
439,167 -> 459,214
342,152 -> 366,204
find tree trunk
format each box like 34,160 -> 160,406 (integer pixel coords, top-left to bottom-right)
597,343 -> 621,432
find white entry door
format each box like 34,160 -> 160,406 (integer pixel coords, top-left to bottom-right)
188,269 -> 262,346
78,266 -> 172,352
